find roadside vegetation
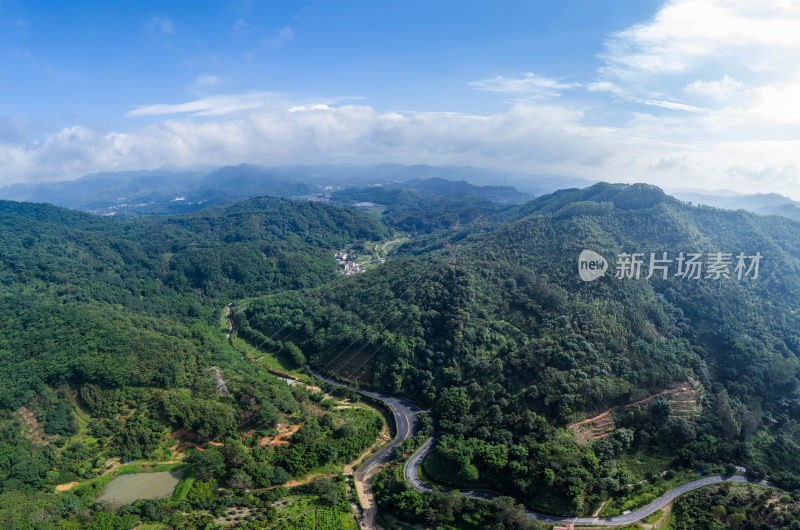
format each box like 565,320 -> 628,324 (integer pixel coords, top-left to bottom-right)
671,483 -> 800,529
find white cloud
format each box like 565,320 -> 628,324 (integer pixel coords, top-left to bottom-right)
265,26 -> 294,49
685,75 -> 742,100
631,98 -> 705,113
745,73 -> 800,125
194,74 -> 219,87
599,0 -> 800,80
581,0 -> 800,196
190,74 -> 221,96
125,92 -> 365,118
587,81 -> 623,94
145,16 -> 174,36
0,95 -> 799,198
125,92 -> 284,117
469,73 -> 580,99
8,1 -> 800,200
0,103 -> 616,184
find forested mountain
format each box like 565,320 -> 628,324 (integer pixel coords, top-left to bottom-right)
0,196 -> 386,317
361,177 -> 532,203
330,177 -> 531,233
1,193 -> 390,404
0,196 -> 390,527
6,181 -> 800,527
240,183 -> 800,519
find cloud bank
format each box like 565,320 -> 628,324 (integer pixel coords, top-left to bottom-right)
5,0 -> 800,198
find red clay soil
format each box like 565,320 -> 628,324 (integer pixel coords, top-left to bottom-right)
170,428 -> 206,454
569,381 -> 700,444
258,424 -> 300,447
170,428 -> 226,454
55,481 -> 80,492
570,409 -> 616,443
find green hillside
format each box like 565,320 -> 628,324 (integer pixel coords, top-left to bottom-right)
5,183 -> 800,527
240,183 -> 800,518
0,197 -> 388,527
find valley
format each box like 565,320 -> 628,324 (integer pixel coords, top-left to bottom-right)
3,181 -> 800,528
6,2 -> 800,527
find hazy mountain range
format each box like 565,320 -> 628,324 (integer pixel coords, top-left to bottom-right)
0,163 -> 585,218
3,164 -> 800,226
673,190 -> 800,223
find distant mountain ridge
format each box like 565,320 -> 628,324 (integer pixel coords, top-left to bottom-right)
329,177 -> 535,233
0,163 -> 588,218
380,177 -> 533,204
673,190 -> 800,223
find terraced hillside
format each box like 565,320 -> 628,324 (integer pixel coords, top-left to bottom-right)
570,381 -> 701,443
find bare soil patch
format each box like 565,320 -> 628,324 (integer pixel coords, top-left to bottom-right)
570,381 -> 700,444
258,423 -> 300,447
55,481 -> 79,492
16,406 -> 48,446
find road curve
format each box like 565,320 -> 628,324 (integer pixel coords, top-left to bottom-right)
310,367 -> 780,527
309,368 -> 423,529
309,368 -> 423,481
404,437 -> 776,526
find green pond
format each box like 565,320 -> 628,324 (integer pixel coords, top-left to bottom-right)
98,470 -> 183,504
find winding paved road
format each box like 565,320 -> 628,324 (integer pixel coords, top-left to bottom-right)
310,368 -> 779,527
310,368 -> 423,479
310,368 -> 423,529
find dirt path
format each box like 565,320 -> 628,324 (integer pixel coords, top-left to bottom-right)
225,305 -> 393,528
258,424 -> 300,447
356,478 -> 380,529
592,499 -> 608,517
283,473 -> 331,488
345,476 -> 364,525
570,381 -> 699,444
569,409 -> 615,443
381,238 -> 403,253
343,426 -> 391,475
225,303 -> 232,340
247,419 -> 389,529
55,481 -> 80,492
342,425 -> 392,529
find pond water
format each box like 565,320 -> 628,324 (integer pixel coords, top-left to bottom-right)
98,470 -> 183,504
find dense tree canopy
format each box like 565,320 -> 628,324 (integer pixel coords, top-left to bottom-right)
7,182 -> 800,526
242,183 -> 800,514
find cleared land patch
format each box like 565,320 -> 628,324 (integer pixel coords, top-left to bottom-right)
16,406 -> 48,446
570,381 -> 700,444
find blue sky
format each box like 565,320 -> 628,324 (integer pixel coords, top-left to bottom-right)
3,1 -> 800,197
